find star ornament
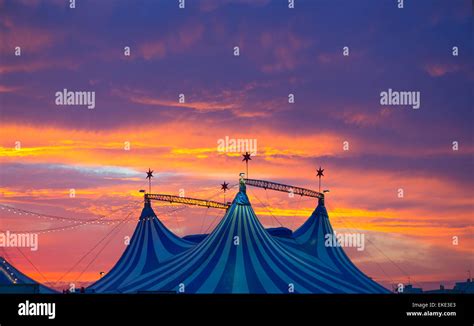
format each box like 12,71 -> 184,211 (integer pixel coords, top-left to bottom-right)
316,167 -> 324,177
242,152 -> 252,162
221,181 -> 229,192
146,168 -> 154,180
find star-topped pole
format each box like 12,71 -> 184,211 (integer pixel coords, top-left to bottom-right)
242,151 -> 252,178
146,168 -> 154,193
316,166 -> 324,193
221,181 -> 229,203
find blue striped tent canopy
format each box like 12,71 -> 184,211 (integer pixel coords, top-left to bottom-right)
281,197 -> 388,293
183,227 -> 293,243
0,257 -> 56,293
117,183 -> 388,293
88,201 -> 194,293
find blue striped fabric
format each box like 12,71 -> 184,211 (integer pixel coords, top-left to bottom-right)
0,257 -> 57,293
117,185 -> 389,293
88,201 -> 194,293
288,197 -> 389,293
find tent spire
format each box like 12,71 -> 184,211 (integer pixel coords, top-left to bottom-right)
146,168 -> 154,193
242,152 -> 252,178
316,166 -> 324,193
221,181 -> 229,204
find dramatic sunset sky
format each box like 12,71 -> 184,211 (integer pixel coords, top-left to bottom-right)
0,0 -> 472,291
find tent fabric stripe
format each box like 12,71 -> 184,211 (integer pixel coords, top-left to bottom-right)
0,257 -> 57,293
292,201 -> 388,293
88,203 -> 193,293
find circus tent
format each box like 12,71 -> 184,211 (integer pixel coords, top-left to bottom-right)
0,257 -> 56,293
278,197 -> 388,293
114,181 -> 388,294
87,201 -> 194,293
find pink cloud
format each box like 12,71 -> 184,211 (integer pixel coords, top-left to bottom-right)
114,82 -> 284,118
138,22 -> 204,60
258,31 -> 313,73
130,96 -> 236,112
0,25 -> 60,55
139,42 -> 167,60
0,57 -> 80,75
0,84 -> 21,93
424,63 -> 461,77
334,108 -> 392,127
